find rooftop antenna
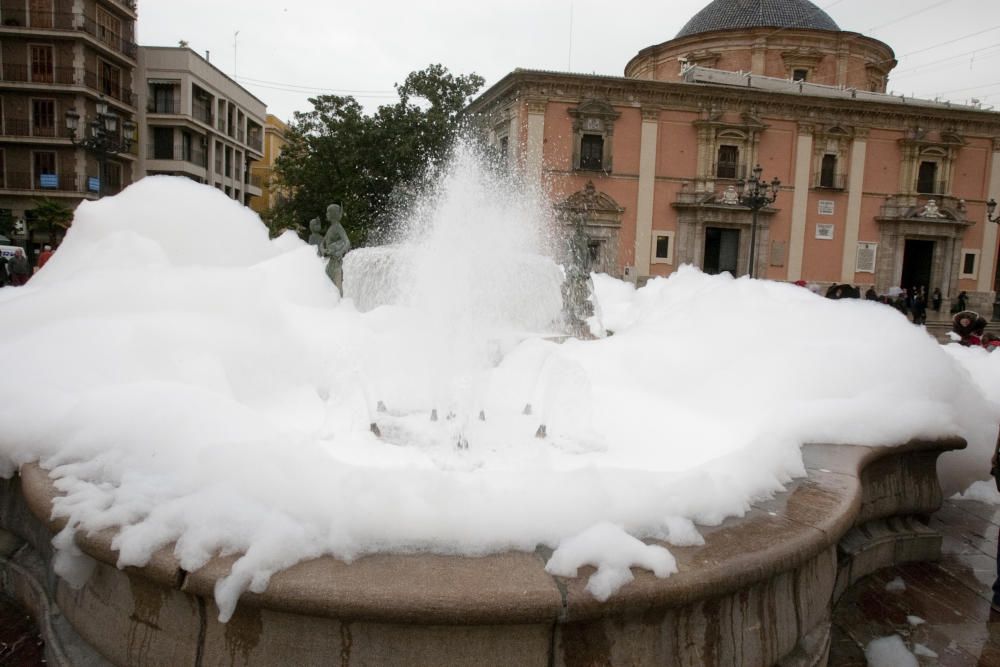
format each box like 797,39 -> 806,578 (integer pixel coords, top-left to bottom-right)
233,30 -> 240,77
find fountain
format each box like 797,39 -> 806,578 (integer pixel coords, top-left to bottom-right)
0,146 -> 995,666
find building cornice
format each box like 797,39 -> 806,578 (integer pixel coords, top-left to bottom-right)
468,69 -> 1000,138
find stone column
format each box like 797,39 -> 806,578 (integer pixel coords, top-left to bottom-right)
841,129 -> 869,283
524,99 -> 547,182
634,107 -> 660,278
787,124 -> 814,281
977,138 -> 1000,293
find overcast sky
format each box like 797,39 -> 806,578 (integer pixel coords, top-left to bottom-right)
138,0 -> 1000,122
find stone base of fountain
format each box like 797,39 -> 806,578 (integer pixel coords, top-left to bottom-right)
0,437 -> 962,667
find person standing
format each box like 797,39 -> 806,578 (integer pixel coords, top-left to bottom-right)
35,244 -> 53,271
932,287 -> 942,313
8,249 -> 29,286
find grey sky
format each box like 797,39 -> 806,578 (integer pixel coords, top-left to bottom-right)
138,0 -> 1000,122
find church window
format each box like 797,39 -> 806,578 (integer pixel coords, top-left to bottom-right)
580,134 -> 604,170
716,145 -> 740,179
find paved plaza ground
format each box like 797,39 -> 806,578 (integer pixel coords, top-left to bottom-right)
832,497 -> 1000,665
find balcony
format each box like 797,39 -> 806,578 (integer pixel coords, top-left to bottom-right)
814,173 -> 847,190
0,118 -> 72,139
148,98 -> 180,115
712,163 -> 746,180
80,69 -> 136,106
0,64 -> 135,106
1,64 -> 77,85
192,104 -> 213,126
915,180 -> 948,196
0,11 -> 137,60
105,0 -> 138,15
2,171 -> 83,193
247,130 -> 263,153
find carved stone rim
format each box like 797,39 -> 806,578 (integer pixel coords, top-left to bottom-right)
12,436 -> 965,626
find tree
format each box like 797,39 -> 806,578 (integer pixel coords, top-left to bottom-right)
30,199 -> 74,245
270,64 -> 484,243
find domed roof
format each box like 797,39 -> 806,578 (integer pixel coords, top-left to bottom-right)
676,0 -> 840,38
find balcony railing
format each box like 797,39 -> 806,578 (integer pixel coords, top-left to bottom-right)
192,104 -> 213,125
712,163 -> 746,180
814,172 -> 847,190
247,132 -> 263,152
0,118 -> 72,139
107,0 -> 138,14
247,173 -> 264,189
148,98 -> 180,114
80,69 -> 136,106
0,63 -> 136,106
0,11 -> 137,59
3,171 -> 81,192
916,180 -> 948,195
2,63 -> 77,85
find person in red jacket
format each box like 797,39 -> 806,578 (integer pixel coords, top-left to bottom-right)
35,245 -> 53,271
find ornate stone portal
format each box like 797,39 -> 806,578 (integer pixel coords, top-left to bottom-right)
673,187 -> 778,277
875,195 -> 972,310
556,181 -> 624,276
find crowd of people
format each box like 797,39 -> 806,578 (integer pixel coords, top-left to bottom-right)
952,310 -> 1000,349
0,244 -> 54,287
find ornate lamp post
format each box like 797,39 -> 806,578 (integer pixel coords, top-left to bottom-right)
988,199 -> 1000,319
736,164 -> 781,279
65,101 -> 136,198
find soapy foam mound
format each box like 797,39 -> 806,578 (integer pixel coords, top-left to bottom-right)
1,168 -> 997,621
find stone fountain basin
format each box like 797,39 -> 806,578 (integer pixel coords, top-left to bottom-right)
0,437 -> 963,666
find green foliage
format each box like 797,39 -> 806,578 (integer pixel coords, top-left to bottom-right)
271,64 -> 484,243
33,199 -> 73,231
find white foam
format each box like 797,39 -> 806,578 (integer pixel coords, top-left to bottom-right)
864,635 -> 918,667
1,159 -> 998,621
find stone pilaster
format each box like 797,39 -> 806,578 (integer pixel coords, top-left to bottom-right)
634,107 -> 660,277
787,123 -> 814,281
841,129 -> 869,283
524,99 -> 547,182
978,138 -> 1000,293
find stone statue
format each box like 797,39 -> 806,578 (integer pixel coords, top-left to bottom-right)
307,218 -> 324,252
319,204 -> 351,289
562,214 -> 595,337
920,199 -> 944,218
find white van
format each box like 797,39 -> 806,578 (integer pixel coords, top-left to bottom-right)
0,245 -> 22,259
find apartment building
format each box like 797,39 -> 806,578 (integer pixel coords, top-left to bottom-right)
0,0 -> 138,237
135,46 -> 264,207
249,113 -> 287,216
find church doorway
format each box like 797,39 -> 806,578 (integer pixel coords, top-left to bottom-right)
900,239 -> 934,293
704,227 -> 740,275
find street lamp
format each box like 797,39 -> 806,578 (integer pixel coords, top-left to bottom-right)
736,164 -> 781,279
65,100 -> 136,198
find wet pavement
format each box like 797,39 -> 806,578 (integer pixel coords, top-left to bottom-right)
832,497 -> 1000,666
0,594 -> 45,666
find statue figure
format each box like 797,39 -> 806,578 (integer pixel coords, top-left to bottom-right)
720,186 -> 740,206
319,204 -> 351,289
920,199 -> 945,218
307,217 -> 324,253
561,214 -> 595,337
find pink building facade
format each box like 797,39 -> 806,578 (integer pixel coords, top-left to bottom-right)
468,0 -> 1000,315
